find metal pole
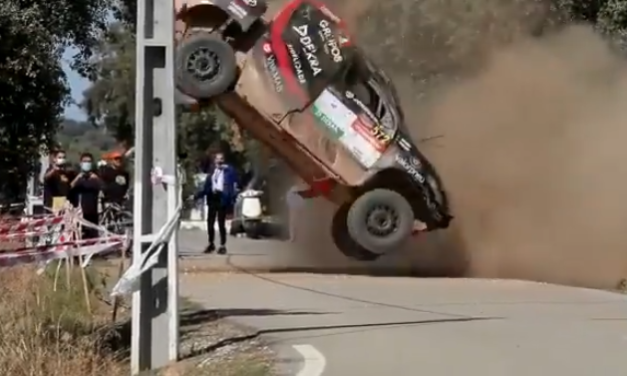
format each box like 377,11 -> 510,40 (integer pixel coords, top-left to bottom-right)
131,0 -> 178,373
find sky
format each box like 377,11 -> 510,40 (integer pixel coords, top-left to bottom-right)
62,47 -> 90,120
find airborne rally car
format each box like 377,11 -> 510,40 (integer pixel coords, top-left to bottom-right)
174,0 -> 453,260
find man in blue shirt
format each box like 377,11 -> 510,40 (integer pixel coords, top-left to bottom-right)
195,152 -> 238,254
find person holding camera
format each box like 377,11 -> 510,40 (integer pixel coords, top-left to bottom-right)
71,152 -> 102,239
43,149 -> 76,212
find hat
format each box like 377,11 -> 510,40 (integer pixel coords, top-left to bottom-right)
103,150 -> 123,159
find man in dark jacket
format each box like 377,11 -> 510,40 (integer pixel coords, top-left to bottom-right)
194,152 -> 238,254
99,150 -> 130,205
43,149 -> 76,212
71,152 -> 102,239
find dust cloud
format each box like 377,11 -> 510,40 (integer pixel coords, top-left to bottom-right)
422,26 -> 627,289
279,1 -> 627,290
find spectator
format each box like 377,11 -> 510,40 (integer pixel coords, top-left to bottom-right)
194,152 -> 238,254
99,150 -> 130,205
71,153 -> 101,239
43,150 -> 76,213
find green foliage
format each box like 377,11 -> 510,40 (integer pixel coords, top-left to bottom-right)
57,119 -> 118,162
82,24 -> 136,142
0,0 -> 116,203
0,0 -> 67,201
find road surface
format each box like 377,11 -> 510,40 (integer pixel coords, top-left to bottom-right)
179,231 -> 627,376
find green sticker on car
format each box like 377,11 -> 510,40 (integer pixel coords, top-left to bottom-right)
312,104 -> 344,139
312,89 -> 355,139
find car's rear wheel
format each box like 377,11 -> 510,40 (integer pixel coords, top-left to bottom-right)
346,188 -> 414,253
331,204 -> 380,261
176,33 -> 237,99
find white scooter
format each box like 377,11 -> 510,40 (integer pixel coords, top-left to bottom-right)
231,189 -> 265,239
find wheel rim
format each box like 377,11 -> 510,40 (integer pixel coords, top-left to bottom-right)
186,47 -> 220,82
365,205 -> 399,237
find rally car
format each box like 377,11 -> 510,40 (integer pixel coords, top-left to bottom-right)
174,0 -> 453,260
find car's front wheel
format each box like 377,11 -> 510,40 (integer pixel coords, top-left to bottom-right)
331,204 -> 380,261
346,188 -> 414,253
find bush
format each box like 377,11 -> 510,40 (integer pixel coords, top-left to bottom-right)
0,265 -> 127,376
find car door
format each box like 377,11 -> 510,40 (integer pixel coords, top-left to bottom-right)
262,0 -> 378,185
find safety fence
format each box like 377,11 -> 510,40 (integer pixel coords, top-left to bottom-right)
2,171 -> 183,303
0,204 -> 129,268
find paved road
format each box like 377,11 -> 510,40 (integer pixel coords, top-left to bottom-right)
181,259 -> 627,375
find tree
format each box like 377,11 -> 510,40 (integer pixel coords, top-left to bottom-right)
0,0 -> 114,203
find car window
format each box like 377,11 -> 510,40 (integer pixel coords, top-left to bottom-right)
275,0 -> 354,103
341,58 -> 398,142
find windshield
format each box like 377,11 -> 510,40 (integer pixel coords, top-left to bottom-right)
270,0 -> 355,106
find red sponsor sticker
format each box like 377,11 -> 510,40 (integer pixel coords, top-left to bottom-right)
351,115 -> 386,152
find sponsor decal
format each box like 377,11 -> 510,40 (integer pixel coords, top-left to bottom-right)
286,44 -> 307,84
264,54 -> 283,92
313,89 -> 383,168
228,2 -> 247,18
312,89 -> 351,137
318,20 -> 343,63
397,136 -> 411,151
312,106 -> 343,138
241,0 -> 256,6
345,90 -> 392,146
351,115 -> 388,152
262,42 -> 272,54
292,25 -> 322,77
396,154 -> 425,183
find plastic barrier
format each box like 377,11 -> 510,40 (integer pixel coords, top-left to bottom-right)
111,200 -> 182,296
0,203 -> 130,268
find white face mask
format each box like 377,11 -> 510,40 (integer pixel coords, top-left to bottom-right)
55,157 -> 66,166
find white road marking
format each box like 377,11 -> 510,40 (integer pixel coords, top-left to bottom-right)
293,344 -> 327,376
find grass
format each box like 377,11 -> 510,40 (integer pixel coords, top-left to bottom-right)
0,263 -> 128,376
0,262 -> 275,376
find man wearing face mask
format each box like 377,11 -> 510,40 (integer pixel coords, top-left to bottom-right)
43,150 -> 75,212
71,153 -> 102,239
194,152 -> 239,254
99,150 -> 130,206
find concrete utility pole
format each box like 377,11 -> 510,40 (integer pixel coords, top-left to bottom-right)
131,0 -> 180,373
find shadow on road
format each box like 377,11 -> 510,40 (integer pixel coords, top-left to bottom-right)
267,317 -> 502,343
184,316 -> 501,360
181,308 -> 334,327
105,308 -> 332,361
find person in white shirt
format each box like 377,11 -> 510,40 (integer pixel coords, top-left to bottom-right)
194,152 -> 239,254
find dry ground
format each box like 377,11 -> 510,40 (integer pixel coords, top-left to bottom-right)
0,263 -> 276,376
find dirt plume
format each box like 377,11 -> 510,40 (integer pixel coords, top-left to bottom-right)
422,25 -> 627,289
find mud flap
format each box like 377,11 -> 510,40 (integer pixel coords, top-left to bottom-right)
297,177 -> 335,199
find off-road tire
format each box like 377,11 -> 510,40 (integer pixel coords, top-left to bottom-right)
176,33 -> 237,99
346,188 -> 414,253
331,203 -> 380,261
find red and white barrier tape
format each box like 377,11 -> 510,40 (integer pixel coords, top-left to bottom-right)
0,202 -> 131,270
0,215 -> 65,235
0,240 -> 125,268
